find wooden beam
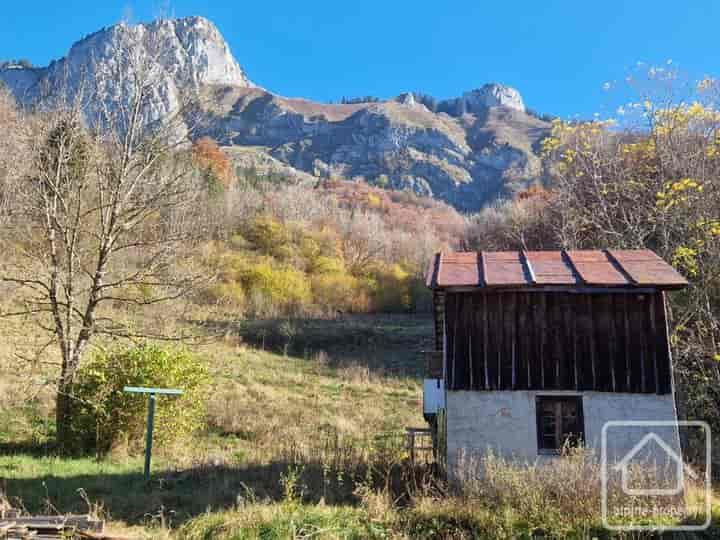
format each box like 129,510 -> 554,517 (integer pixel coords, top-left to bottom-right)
609,296 -> 617,392
483,292 -> 490,390
452,295 -> 459,390
511,293 -> 517,389
588,295 -> 597,390
649,293 -> 659,394
572,295 -> 579,390
553,295 -> 561,388
623,294 -> 631,391
497,293 -> 503,389
465,294 -> 475,390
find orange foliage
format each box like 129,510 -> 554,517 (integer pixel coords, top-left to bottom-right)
192,137 -> 235,188
318,179 -> 466,247
517,184 -> 553,202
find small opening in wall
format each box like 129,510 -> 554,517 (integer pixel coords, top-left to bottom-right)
536,396 -> 585,454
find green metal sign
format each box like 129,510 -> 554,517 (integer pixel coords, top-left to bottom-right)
123,386 -> 184,479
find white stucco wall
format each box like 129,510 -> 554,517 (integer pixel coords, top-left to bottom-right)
446,390 -> 681,474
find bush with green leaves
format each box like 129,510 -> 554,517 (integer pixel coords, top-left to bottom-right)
70,344 -> 211,456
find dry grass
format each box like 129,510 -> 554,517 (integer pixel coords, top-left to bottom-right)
0,304 -> 425,531
1,302 -> 717,537
174,451 -> 720,539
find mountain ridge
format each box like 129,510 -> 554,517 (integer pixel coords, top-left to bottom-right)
0,16 -> 550,211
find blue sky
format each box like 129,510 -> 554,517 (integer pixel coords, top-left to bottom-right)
1,1 -> 716,118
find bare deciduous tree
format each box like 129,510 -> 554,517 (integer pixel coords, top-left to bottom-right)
0,28 -> 208,453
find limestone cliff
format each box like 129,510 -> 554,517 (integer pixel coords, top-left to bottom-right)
0,17 -> 549,211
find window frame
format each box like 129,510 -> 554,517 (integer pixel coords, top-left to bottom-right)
535,395 -> 585,455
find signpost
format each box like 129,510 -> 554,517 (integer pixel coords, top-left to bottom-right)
123,386 -> 183,479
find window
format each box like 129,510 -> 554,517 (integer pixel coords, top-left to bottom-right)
536,396 -> 584,454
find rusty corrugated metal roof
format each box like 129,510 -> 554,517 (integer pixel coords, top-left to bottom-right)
427,249 -> 687,290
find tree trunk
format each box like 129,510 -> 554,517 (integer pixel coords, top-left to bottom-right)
55,381 -> 75,455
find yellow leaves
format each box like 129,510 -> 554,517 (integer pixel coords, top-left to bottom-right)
240,259 -> 313,308
695,218 -> 720,238
714,354 -> 720,363
653,102 -> 720,138
542,119 -> 616,161
671,178 -> 700,191
309,255 -> 346,275
705,133 -> 720,159
687,101 -> 705,117
672,245 -> 699,277
540,136 -> 561,156
311,272 -> 366,312
562,148 -> 577,164
656,178 -> 704,211
620,139 -> 656,159
366,192 -> 383,209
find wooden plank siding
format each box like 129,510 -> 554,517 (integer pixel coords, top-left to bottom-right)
443,291 -> 672,394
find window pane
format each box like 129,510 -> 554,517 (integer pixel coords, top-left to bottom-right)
542,435 -> 556,449
561,401 -> 577,417
537,397 -> 584,452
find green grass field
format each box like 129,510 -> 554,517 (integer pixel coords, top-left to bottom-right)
0,314 -> 430,537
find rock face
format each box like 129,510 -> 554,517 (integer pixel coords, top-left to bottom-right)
462,83 -> 525,112
0,16 -> 549,212
199,87 -> 549,210
1,16 -> 253,124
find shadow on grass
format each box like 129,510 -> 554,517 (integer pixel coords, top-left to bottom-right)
0,450 -> 432,528
0,440 -> 57,457
199,314 -> 434,378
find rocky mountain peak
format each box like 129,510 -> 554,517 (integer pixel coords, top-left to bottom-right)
0,15 -> 254,106
462,83 -> 525,112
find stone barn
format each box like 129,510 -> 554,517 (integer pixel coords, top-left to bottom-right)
423,250 -> 688,473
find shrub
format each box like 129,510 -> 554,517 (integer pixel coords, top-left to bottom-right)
311,273 -> 366,313
308,255 -> 346,275
239,260 -> 312,316
70,344 -> 210,456
243,216 -> 291,257
368,264 -> 414,312
202,281 -> 246,308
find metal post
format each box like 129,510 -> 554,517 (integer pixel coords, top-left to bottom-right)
123,386 -> 182,480
144,393 -> 156,479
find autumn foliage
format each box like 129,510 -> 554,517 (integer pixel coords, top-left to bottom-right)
192,137 -> 235,190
